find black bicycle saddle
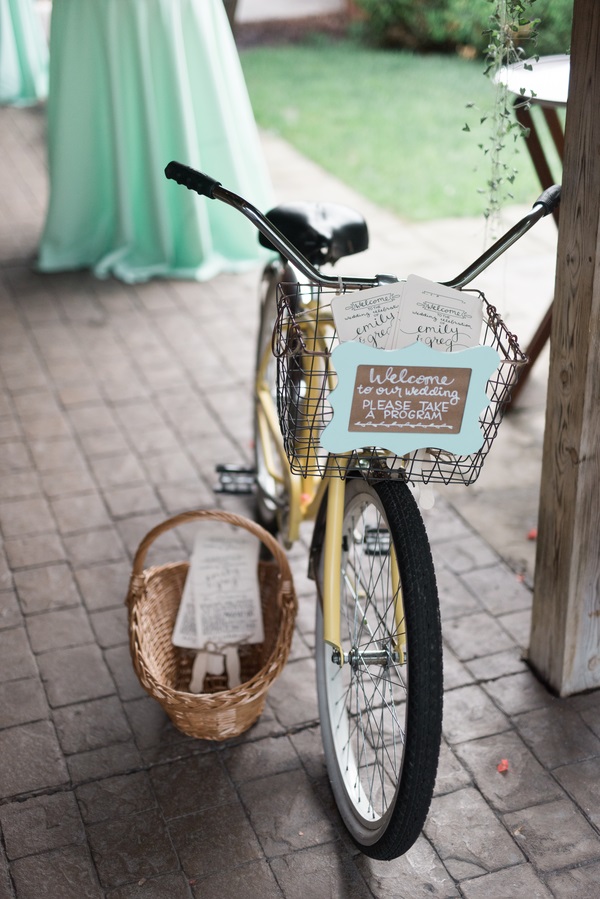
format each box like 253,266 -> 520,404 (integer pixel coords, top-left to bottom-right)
259,201 -> 369,266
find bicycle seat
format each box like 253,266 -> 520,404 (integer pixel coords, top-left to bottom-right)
259,201 -> 369,266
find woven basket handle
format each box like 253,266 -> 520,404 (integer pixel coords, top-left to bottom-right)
129,510 -> 294,596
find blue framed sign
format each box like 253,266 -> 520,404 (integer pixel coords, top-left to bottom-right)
321,341 -> 501,456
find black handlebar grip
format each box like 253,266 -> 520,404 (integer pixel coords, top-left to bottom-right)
532,184 -> 561,215
164,161 -> 221,198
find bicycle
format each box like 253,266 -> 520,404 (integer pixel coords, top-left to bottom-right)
165,161 -> 560,860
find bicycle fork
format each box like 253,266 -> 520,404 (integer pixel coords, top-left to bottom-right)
321,477 -> 407,668
322,477 -> 345,661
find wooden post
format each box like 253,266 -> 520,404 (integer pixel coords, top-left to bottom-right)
529,0 -> 600,695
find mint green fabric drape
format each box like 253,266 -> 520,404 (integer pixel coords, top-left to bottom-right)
0,0 -> 48,105
38,0 -> 273,283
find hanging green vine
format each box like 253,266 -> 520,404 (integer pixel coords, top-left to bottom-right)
464,0 -> 540,224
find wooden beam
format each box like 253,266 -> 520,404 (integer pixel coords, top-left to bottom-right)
529,0 -> 600,695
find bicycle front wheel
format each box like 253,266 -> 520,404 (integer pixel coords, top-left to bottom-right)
315,477 -> 443,860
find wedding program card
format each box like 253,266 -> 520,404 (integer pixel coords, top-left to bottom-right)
331,277 -> 483,354
331,283 -> 406,350
172,526 -> 264,650
388,275 -> 483,352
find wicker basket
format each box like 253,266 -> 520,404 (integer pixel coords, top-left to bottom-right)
126,510 -> 297,741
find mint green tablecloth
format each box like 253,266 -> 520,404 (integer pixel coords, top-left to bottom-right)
0,0 -> 48,105
38,0 -> 274,283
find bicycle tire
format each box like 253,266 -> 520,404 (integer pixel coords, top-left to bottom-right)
314,477 -> 443,860
253,261 -> 293,532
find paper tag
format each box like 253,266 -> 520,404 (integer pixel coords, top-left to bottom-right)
389,275 -> 482,352
172,525 -> 264,650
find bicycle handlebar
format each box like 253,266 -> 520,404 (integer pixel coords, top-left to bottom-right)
443,183 -> 561,289
532,184 -> 561,216
165,160 -> 561,290
166,160 -> 377,288
164,161 -> 222,198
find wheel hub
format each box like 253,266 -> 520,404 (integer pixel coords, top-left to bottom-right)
345,644 -> 399,670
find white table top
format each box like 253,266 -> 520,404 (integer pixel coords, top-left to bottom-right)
497,54 -> 570,107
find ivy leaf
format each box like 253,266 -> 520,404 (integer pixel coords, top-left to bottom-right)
462,123 -> 471,132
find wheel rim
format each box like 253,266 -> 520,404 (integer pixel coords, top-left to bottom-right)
321,488 -> 408,831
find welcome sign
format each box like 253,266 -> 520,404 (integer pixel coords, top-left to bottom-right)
321,342 -> 501,457
348,363 -> 472,434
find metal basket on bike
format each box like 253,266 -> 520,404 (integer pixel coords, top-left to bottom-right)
273,282 -> 527,487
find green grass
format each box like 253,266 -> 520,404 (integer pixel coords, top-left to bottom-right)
240,39 -> 562,221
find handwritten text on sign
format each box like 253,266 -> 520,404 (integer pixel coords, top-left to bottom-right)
349,364 -> 472,434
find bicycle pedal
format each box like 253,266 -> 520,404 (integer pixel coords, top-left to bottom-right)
214,464 -> 256,495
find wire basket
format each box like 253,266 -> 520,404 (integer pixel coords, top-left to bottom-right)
126,510 -> 297,741
273,282 -> 527,487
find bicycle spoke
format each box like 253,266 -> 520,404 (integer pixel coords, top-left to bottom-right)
352,670 -> 399,817
332,506 -> 408,823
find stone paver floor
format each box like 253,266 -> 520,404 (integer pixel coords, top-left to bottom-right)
1,95 -> 599,899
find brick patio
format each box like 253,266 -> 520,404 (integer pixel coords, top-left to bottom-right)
1,95 -> 599,899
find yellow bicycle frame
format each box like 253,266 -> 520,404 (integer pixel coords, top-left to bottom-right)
255,288 -> 403,665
